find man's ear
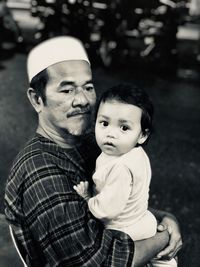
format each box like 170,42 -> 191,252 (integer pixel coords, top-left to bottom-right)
138,130 -> 149,145
27,87 -> 44,113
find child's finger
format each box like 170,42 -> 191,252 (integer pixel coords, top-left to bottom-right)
73,185 -> 78,191
84,181 -> 89,188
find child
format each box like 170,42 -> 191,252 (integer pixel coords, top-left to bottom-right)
74,83 -> 177,267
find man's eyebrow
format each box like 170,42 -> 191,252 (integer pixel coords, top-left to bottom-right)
59,80 -> 93,87
59,81 -> 74,87
84,80 -> 94,85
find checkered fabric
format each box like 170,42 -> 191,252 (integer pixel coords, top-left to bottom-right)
5,134 -> 135,266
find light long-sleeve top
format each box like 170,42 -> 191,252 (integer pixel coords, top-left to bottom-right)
88,146 -> 157,241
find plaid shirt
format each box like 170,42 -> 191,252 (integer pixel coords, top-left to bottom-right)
5,134 -> 135,267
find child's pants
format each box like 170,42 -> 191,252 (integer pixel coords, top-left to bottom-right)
150,257 -> 177,267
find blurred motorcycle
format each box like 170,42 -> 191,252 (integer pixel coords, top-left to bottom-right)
0,0 -> 23,52
30,0 -> 188,69
97,0 -> 188,68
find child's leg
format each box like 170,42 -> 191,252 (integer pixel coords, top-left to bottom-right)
150,258 -> 177,267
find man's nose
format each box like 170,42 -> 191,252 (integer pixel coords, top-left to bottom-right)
72,89 -> 89,107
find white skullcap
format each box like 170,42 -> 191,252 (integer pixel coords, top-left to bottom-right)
27,36 -> 90,82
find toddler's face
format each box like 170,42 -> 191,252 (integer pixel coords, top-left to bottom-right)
95,100 -> 147,156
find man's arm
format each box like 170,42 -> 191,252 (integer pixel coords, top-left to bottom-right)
149,208 -> 183,260
133,230 -> 169,266
130,208 -> 182,266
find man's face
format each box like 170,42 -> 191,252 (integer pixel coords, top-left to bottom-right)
95,100 -> 146,156
39,60 -> 96,137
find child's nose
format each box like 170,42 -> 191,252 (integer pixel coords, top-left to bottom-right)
106,129 -> 117,139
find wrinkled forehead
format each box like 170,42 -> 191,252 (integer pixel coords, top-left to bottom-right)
47,60 -> 92,82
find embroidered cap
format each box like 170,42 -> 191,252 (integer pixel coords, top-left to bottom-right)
27,36 -> 90,82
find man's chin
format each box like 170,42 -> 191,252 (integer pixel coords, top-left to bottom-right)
68,125 -> 92,137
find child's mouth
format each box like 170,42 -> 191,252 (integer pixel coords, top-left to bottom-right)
104,142 -> 115,147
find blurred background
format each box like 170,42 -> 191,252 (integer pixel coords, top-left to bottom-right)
0,0 -> 200,266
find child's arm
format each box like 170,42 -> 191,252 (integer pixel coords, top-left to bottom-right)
73,164 -> 132,220
87,164 -> 132,220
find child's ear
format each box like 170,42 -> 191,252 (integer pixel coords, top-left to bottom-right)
138,130 -> 149,145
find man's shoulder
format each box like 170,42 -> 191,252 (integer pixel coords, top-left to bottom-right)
13,134 -> 47,165
10,134 -> 63,175
10,133 -> 94,177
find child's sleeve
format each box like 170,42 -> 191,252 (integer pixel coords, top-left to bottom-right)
88,164 -> 133,220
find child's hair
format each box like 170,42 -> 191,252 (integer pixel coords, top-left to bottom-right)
95,83 -> 154,142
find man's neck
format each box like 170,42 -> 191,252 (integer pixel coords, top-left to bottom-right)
37,125 -> 81,149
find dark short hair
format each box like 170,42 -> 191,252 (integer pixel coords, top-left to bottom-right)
29,69 -> 49,104
95,83 -> 154,143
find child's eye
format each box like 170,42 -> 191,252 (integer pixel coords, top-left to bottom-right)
120,125 -> 129,131
100,121 -> 109,127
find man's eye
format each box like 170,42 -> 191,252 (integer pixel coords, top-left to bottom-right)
100,121 -> 109,127
61,87 -> 74,94
85,84 -> 94,91
121,125 -> 129,131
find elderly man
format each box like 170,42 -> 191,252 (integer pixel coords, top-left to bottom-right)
5,37 -> 182,267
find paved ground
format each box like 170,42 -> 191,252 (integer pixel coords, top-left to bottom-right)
0,7 -> 200,266
0,214 -> 23,267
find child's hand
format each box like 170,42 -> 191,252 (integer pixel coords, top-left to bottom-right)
73,181 -> 91,201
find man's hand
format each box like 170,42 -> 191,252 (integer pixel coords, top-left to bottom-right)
73,181 -> 91,201
156,213 -> 183,260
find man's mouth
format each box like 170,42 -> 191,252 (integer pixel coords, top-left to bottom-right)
67,109 -> 91,118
